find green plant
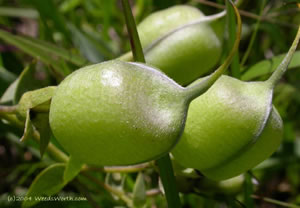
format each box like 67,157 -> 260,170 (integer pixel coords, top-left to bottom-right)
120,5 -> 225,86
48,56 -> 233,167
45,0 -> 241,169
1,1 -> 300,207
172,26 -> 300,181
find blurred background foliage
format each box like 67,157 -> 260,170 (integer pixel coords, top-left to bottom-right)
0,0 -> 300,207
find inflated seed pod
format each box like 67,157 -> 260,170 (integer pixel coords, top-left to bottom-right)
48,1 -> 241,167
172,26 -> 300,181
120,5 -> 225,86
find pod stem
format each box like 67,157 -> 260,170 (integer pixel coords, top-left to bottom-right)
266,25 -> 300,88
184,0 -> 241,101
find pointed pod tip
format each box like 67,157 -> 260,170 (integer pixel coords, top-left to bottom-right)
266,25 -> 300,87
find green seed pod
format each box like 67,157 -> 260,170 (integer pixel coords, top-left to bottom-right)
172,75 -> 282,181
48,60 -> 213,166
49,61 -> 183,165
121,5 -> 224,86
172,27 -> 300,181
197,174 -> 245,196
49,2 -> 241,167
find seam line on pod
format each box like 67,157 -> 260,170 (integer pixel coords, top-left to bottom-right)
202,84 -> 274,172
250,88 -> 273,144
144,10 -> 226,55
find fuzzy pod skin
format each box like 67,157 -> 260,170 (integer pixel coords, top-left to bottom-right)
172,75 -> 283,181
49,60 -> 190,166
136,5 -> 223,86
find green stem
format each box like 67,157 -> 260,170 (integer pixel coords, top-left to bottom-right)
195,0 -> 297,28
0,108 -> 69,163
82,172 -> 133,207
244,172 -> 254,208
266,25 -> 300,88
226,0 -> 240,78
0,105 -> 18,114
185,0 -> 241,101
146,189 -> 161,197
156,154 -> 181,208
0,113 -> 24,128
121,0 -> 145,63
74,180 -> 102,208
83,162 -> 152,173
252,195 -> 300,208
240,0 -> 267,68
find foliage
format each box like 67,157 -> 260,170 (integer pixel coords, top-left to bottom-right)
0,0 -> 300,208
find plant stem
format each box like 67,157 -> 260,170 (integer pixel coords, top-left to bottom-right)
82,172 -> 133,207
121,0 -> 145,63
157,154 -> 181,208
0,105 -> 18,114
240,0 -> 267,68
244,172 -> 254,208
194,0 -> 298,28
83,162 -> 152,173
266,26 -> 300,88
146,189 -> 161,197
226,0 -> 240,78
0,113 -> 24,128
73,180 -> 102,208
252,195 -> 300,208
0,109 -> 69,163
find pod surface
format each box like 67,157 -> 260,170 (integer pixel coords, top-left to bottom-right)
172,75 -> 283,180
138,5 -> 222,85
49,60 -> 188,166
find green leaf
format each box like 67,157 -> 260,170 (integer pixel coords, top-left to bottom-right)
0,78 -> 18,104
242,51 -> 300,81
64,156 -> 83,184
0,66 -> 16,97
19,35 -> 88,66
20,110 -> 34,142
0,7 -> 39,19
59,0 -> 82,13
14,62 -> 50,104
0,29 -> 71,76
31,113 -> 52,157
22,163 -> 66,208
0,66 -> 16,84
25,0 -> 71,41
132,173 -> 146,207
67,23 -> 105,63
0,29 -> 87,68
17,86 -> 56,120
